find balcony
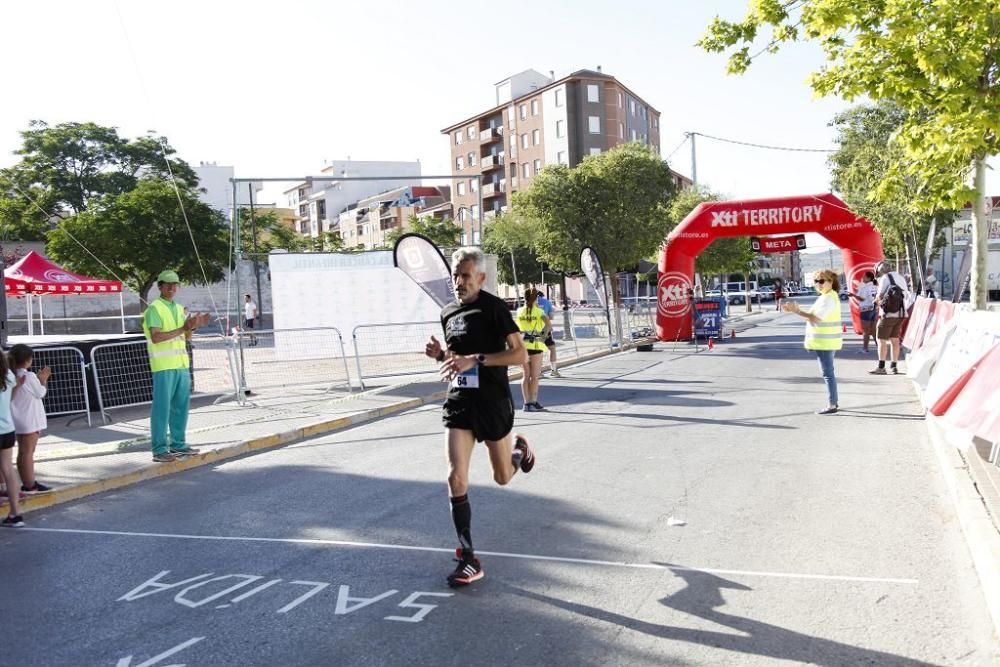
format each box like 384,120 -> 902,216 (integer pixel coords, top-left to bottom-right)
482,182 -> 504,198
481,153 -> 505,170
479,127 -> 502,143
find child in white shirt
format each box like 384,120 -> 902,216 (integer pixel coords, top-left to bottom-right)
9,345 -> 52,493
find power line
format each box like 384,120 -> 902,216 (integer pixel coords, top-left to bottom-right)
666,135 -> 689,160
691,131 -> 835,154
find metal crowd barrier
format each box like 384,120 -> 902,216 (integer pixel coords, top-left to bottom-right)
232,327 -> 352,395
352,321 -> 440,391
30,346 -> 92,426
90,334 -> 240,422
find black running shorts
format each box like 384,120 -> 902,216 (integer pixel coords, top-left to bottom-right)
0,431 -> 14,450
442,397 -> 515,443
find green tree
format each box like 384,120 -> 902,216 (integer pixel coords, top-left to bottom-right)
482,212 -> 562,286
0,174 -> 49,241
384,215 -> 463,249
4,121 -> 196,217
237,208 -> 310,255
516,143 -> 677,298
47,178 -> 229,307
700,0 -> 1000,307
827,102 -> 952,287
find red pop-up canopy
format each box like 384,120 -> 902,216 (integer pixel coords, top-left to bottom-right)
4,251 -> 121,296
4,251 -> 125,336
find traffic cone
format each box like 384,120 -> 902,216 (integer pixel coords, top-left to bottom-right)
707,337 -> 714,350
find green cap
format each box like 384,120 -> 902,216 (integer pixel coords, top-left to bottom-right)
157,270 -> 180,284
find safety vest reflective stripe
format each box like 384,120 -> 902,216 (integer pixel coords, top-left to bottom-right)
517,306 -> 547,352
142,299 -> 190,372
805,292 -> 842,351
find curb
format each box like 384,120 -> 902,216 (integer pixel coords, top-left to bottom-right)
8,347 -> 623,515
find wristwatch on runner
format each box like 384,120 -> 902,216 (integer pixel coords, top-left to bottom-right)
476,353 -> 487,366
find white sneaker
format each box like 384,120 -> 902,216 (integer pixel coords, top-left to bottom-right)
550,369 -> 562,377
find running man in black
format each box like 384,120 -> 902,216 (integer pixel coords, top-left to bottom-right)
424,247 -> 536,587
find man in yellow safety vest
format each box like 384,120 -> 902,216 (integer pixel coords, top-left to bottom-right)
142,270 -> 211,462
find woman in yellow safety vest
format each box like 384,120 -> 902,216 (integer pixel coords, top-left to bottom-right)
516,288 -> 551,412
782,268 -> 843,415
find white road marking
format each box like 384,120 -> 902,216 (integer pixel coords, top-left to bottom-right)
116,636 -> 204,667
25,527 -> 918,585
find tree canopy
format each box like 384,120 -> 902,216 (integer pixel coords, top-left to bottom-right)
237,208 -> 310,255
515,143 -> 677,276
383,215 -> 462,249
700,0 -> 1000,306
47,178 -> 229,306
482,212 -> 560,286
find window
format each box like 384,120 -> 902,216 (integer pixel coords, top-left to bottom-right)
617,92 -> 623,108
457,182 -> 466,196
455,131 -> 463,145
521,133 -> 529,149
472,230 -> 481,244
533,159 -> 542,175
471,205 -> 479,220
522,162 -> 530,178
631,129 -> 637,141
629,99 -> 636,114
470,178 -> 479,192
589,148 -> 601,156
459,208 -> 468,222
555,89 -> 564,107
460,232 -> 467,245
556,120 -> 565,138
531,99 -> 539,115
588,116 -> 601,134
532,129 -> 540,145
468,126 -> 476,139
557,151 -> 566,164
618,122 -> 625,139
587,84 -> 600,102
653,117 -> 658,129
519,104 -> 527,120
456,156 -> 464,170
509,135 -> 517,158
468,152 -> 476,167
508,106 -> 516,129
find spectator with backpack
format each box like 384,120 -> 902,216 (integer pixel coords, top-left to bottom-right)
869,261 -> 910,375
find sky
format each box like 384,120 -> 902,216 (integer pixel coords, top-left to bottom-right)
1,0 -> 994,254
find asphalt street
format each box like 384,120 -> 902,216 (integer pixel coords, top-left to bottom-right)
1,307 -> 997,666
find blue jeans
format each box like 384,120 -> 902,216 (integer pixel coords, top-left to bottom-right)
815,350 -> 838,406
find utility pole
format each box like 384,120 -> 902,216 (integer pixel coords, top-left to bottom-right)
688,132 -> 698,187
247,184 -> 264,327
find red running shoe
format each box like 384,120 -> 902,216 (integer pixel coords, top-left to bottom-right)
514,434 -> 535,473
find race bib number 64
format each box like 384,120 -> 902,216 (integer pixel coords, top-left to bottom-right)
451,366 -> 480,389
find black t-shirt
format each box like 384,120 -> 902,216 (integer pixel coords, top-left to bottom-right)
440,289 -> 519,401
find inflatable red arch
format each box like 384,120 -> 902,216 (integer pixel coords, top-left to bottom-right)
656,193 -> 884,341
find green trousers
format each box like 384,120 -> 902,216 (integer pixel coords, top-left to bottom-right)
150,368 -> 191,454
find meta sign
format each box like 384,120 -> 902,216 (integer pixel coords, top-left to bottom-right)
750,234 -> 807,254
693,299 -> 722,338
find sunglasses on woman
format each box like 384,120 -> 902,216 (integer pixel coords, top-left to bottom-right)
814,279 -> 829,284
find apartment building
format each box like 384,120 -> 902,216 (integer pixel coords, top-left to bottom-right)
284,159 -> 422,238
442,68 -> 688,244
335,185 -> 451,249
